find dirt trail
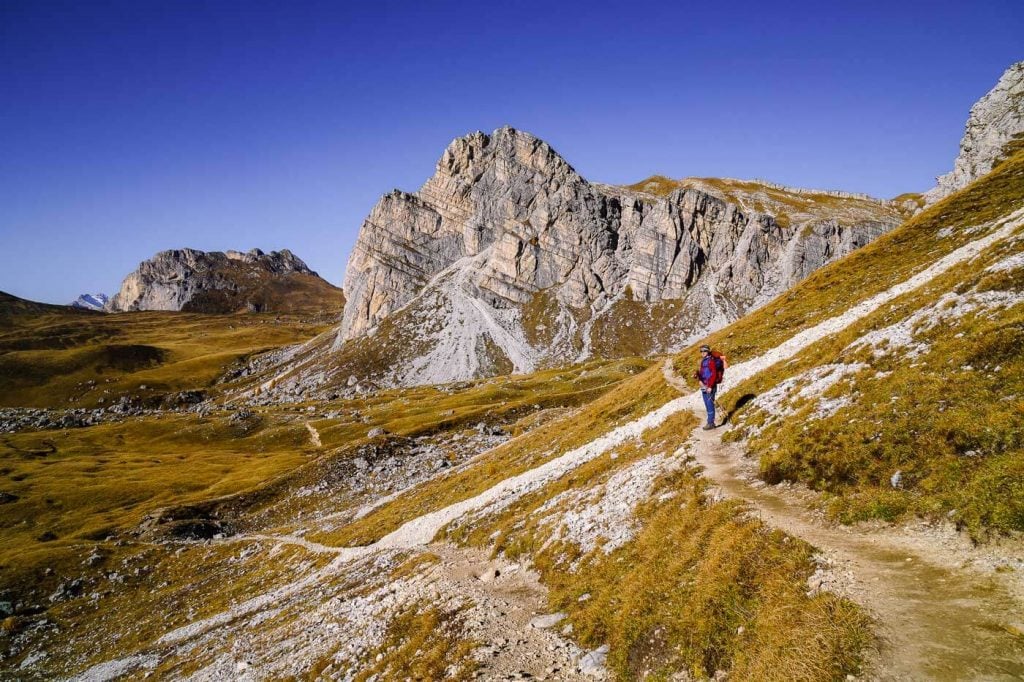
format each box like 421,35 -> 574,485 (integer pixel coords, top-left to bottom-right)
663,360 -> 1024,681
304,422 -> 322,447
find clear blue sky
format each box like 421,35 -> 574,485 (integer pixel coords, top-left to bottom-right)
1,0 -> 1021,304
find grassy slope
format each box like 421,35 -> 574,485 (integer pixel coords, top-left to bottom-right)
677,146 -> 1024,534
446,411 -> 869,680
0,411 -> 313,589
309,358 -> 671,546
306,361 -> 873,679
0,304 -> 335,408
0,358 -> 653,669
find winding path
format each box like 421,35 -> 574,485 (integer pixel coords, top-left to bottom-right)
663,360 -> 1024,680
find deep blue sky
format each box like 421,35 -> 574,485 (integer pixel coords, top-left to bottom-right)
2,1 -> 1022,304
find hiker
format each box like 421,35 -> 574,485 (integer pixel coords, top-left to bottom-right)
696,344 -> 725,430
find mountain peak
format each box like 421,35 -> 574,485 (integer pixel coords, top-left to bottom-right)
925,61 -> 1024,204
107,247 -> 340,313
434,126 -> 577,181
329,127 -> 904,387
69,293 -> 109,311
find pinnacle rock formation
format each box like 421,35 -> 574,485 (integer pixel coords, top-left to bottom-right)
107,248 -> 344,314
925,61 -> 1024,205
323,127 -> 902,388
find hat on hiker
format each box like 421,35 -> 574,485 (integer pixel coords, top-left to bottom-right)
700,344 -> 710,352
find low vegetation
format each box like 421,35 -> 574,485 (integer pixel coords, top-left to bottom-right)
310,359 -> 672,547
0,411 -> 313,596
449,410 -> 871,680
723,233 -> 1024,534
0,300 -> 335,408
352,604 -> 477,681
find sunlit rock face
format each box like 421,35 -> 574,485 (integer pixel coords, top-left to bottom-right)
107,248 -> 331,313
925,61 -> 1024,206
338,126 -> 900,360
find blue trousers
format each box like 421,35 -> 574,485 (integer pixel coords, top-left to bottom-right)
701,386 -> 717,426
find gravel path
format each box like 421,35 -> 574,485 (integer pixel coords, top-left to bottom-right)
671,375 -> 1024,680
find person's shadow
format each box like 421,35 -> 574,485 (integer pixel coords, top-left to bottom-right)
720,393 -> 756,425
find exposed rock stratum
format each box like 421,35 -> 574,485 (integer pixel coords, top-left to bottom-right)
925,61 -> 1024,205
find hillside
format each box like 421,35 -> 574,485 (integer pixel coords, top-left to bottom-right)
690,140 -> 1024,536
107,247 -> 345,315
0,301 -> 337,409
3,143 -> 1021,679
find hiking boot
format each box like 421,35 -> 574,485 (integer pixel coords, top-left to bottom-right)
702,424 -> 716,431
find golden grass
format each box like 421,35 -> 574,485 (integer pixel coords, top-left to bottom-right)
723,236 -> 1024,534
310,359 -> 674,547
448,409 -> 871,680
687,148 -> 1024,535
56,542 -> 330,676
0,307 -> 334,408
353,604 -> 477,681
0,412 -> 313,589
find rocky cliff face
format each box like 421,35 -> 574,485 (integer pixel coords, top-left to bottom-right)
317,127 -> 901,389
925,61 -> 1024,205
107,248 -> 344,314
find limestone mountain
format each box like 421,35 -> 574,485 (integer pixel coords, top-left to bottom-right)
925,61 -> 1024,205
245,127 -> 903,398
106,247 -> 345,315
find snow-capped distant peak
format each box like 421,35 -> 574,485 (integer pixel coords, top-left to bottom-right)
70,293 -> 109,311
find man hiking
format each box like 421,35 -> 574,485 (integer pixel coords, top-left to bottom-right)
696,344 -> 725,430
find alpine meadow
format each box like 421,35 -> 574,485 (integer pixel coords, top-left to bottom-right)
1,7 -> 1023,680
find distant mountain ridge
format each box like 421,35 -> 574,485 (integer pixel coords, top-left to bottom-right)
107,247 -> 344,314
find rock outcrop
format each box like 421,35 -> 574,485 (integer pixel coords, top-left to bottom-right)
925,61 -> 1024,205
107,248 -> 344,314
325,127 -> 901,387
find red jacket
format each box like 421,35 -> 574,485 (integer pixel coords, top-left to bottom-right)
696,351 -> 725,389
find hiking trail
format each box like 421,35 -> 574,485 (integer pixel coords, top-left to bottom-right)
663,359 -> 1024,680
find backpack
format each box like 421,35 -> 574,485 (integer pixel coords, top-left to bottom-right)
711,351 -> 726,380
695,350 -> 727,385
